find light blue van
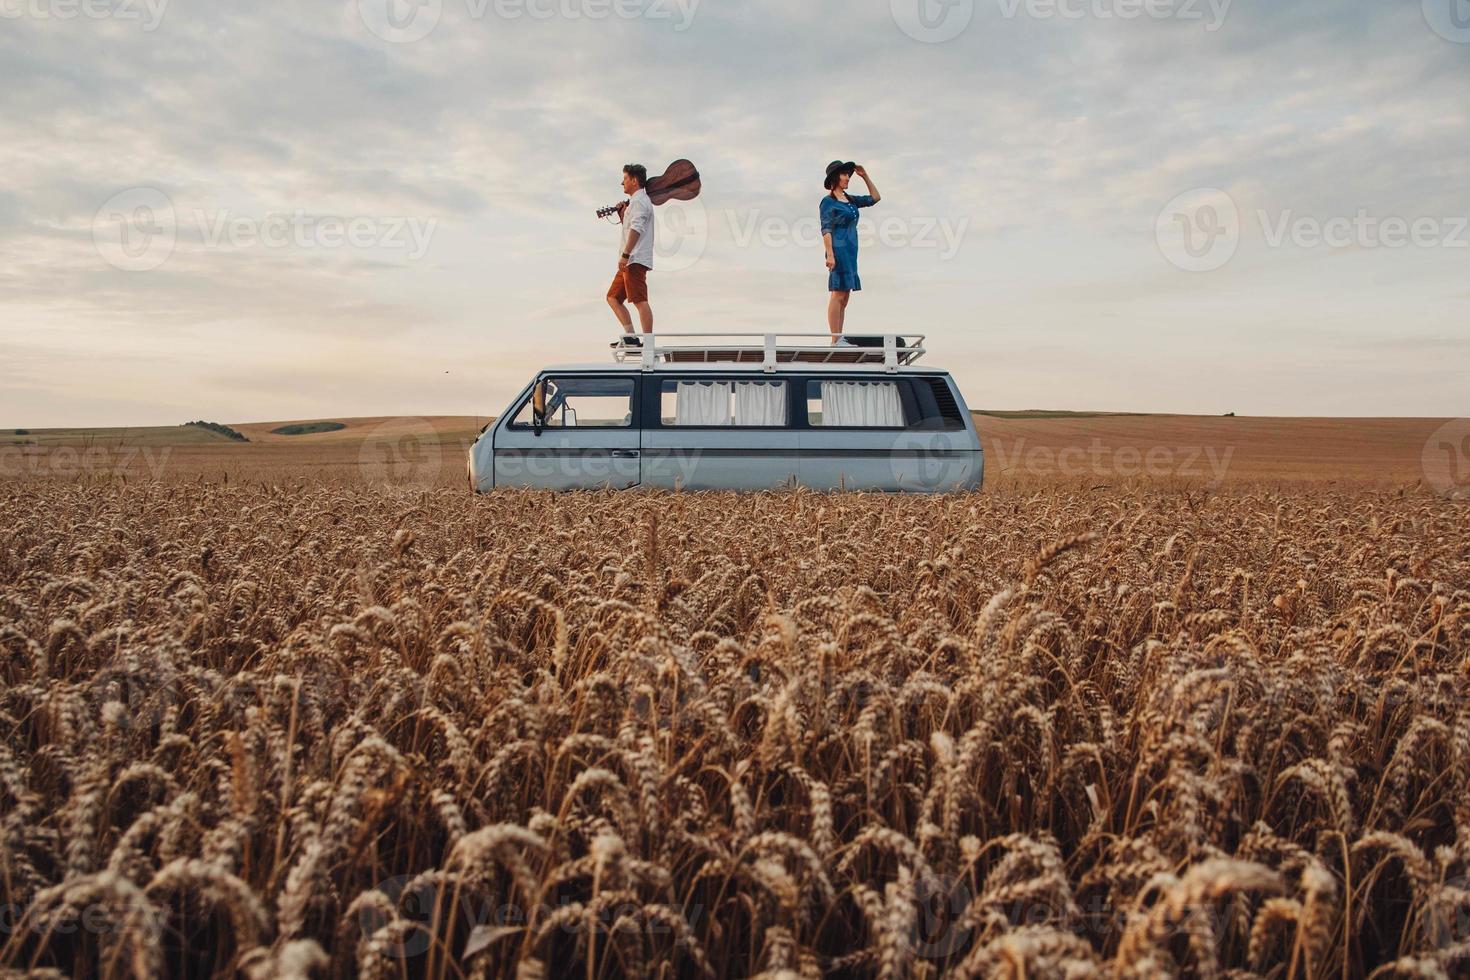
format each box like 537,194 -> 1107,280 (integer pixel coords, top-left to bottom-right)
467,334 -> 982,493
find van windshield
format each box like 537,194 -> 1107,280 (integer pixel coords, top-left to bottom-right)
512,377 -> 634,428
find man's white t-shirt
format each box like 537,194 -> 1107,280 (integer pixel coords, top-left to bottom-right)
621,188 -> 655,269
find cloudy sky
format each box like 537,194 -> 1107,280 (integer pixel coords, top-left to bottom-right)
2,0 -> 1467,426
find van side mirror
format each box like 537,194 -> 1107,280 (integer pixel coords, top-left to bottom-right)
532,380 -> 547,436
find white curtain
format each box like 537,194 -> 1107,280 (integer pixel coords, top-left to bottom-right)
733,382 -> 785,426
675,381 -> 731,426
820,381 -> 904,427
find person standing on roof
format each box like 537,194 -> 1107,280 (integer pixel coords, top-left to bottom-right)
608,164 -> 656,345
821,161 -> 881,342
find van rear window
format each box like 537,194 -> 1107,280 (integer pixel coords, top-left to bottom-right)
659,380 -> 787,427
805,380 -> 906,428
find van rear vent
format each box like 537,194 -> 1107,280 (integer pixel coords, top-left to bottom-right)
927,379 -> 964,427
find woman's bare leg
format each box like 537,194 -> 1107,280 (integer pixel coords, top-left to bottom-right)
828,291 -> 849,340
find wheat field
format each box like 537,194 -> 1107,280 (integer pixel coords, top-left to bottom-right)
1,481 -> 1467,978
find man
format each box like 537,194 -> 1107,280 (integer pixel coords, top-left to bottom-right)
607,163 -> 655,345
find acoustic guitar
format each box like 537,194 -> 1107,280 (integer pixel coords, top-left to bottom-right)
596,159 -> 701,219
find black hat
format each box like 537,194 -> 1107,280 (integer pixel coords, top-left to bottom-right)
824,160 -> 857,190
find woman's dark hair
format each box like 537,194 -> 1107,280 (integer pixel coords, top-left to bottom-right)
623,164 -> 648,187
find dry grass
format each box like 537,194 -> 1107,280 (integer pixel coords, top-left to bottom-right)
1,482 -> 1467,978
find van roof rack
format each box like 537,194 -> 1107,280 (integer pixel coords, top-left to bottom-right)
611,332 -> 926,373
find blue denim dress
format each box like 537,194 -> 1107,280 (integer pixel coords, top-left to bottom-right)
820,193 -> 875,292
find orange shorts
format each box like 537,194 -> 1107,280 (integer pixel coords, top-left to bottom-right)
607,263 -> 650,304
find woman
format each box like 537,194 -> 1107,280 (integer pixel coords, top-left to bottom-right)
820,160 -> 881,340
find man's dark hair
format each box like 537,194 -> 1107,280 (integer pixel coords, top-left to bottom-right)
623,164 -> 648,188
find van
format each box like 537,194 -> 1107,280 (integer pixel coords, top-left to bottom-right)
467,333 -> 982,492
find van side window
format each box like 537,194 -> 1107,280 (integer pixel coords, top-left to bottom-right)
805,380 -> 907,428
659,380 -> 787,427
511,377 -> 634,428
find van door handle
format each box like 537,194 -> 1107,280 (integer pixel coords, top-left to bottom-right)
611,450 -> 640,459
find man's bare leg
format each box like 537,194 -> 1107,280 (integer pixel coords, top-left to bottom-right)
608,295 -> 634,332
634,302 -> 653,333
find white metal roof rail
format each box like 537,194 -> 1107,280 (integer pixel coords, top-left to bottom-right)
610,333 -> 927,373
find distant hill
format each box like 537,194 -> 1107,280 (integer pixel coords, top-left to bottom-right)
975,410 -> 1148,420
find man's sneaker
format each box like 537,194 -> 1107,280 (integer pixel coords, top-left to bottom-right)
610,334 -> 643,349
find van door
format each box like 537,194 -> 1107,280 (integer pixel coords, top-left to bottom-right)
493,375 -> 640,490
641,376 -> 799,489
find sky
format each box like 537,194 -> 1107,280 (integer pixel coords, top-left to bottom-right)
1,0 -> 1468,426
